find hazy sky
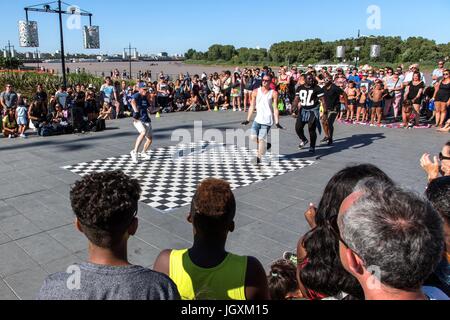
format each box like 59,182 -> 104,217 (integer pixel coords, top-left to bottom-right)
2,0 -> 449,55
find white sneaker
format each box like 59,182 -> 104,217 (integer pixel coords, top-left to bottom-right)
130,150 -> 139,163
20,134 -> 27,139
8,134 -> 12,139
140,152 -> 151,161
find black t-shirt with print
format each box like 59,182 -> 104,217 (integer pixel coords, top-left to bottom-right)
295,85 -> 324,110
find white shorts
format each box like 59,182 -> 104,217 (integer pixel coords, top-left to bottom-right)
133,121 -> 153,139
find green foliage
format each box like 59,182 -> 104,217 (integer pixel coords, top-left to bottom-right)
0,57 -> 21,69
0,72 -> 124,98
185,36 -> 450,66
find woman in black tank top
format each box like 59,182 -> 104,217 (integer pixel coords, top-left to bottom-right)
404,72 -> 425,126
433,69 -> 450,127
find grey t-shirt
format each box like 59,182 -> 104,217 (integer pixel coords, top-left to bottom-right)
37,263 -> 180,300
0,91 -> 18,109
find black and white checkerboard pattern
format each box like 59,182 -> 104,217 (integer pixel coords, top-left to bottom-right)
63,142 -> 314,212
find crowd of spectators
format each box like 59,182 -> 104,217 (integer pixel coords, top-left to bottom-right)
36,142 -> 450,300
2,60 -> 449,139
0,77 -> 133,139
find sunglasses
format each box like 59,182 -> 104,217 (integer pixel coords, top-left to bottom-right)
262,79 -> 270,83
444,73 -> 449,76
328,215 -> 350,249
439,152 -> 450,161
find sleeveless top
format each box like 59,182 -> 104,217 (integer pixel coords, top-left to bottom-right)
254,87 -> 274,126
169,249 -> 247,300
436,81 -> 450,102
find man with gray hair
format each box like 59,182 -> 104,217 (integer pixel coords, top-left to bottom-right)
335,179 -> 448,300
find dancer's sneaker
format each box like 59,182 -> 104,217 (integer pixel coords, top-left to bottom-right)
267,143 -> 272,151
130,150 -> 139,164
327,138 -> 333,146
254,157 -> 262,165
308,147 -> 316,155
140,152 -> 151,161
320,137 -> 329,144
298,140 -> 309,150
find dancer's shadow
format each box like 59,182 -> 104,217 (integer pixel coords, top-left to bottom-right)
283,133 -> 386,161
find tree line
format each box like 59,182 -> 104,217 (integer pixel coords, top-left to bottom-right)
185,36 -> 450,66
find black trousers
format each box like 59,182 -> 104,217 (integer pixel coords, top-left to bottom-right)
327,111 -> 338,141
296,115 -> 318,149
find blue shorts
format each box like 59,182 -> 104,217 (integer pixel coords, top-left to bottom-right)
17,117 -> 28,126
251,122 -> 271,141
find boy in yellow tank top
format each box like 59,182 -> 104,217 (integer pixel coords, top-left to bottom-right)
154,178 -> 270,300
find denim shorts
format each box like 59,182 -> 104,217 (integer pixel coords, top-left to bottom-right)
251,122 -> 271,141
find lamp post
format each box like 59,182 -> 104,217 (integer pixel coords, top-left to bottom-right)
124,44 -> 137,79
23,0 -> 95,87
3,41 -> 16,71
35,49 -> 41,70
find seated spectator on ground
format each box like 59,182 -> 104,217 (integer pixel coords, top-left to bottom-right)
84,91 -> 98,122
37,171 -> 180,300
154,178 -> 270,300
2,107 -> 18,138
337,179 -> 448,300
424,177 -> 450,296
267,259 -> 302,300
420,141 -> 450,182
28,100 -> 48,133
297,164 -> 394,300
98,102 -> 112,120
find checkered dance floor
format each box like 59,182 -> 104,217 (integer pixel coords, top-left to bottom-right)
63,142 -> 314,212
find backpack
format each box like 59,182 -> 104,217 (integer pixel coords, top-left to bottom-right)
39,124 -> 54,137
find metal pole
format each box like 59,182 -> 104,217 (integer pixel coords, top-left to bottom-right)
129,43 -> 132,80
58,0 -> 67,87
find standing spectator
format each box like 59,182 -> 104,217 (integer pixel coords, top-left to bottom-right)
2,107 -> 18,138
337,179 -> 447,300
404,64 -> 426,85
396,66 -> 405,82
0,84 -> 18,116
242,70 -> 254,113
432,69 -> 450,128
212,72 -> 222,107
404,72 -> 425,126
72,84 -> 86,133
231,72 -> 242,112
347,68 -> 361,87
55,86 -> 69,109
384,71 -> 403,120
432,60 -> 446,85
156,75 -> 170,112
369,81 -> 387,126
154,178 -> 270,300
37,171 -> 180,300
424,177 -> 450,296
100,77 -> 119,118
221,71 -> 232,110
16,95 -> 28,138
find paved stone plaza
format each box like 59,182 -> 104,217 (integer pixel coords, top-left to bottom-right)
0,111 -> 448,299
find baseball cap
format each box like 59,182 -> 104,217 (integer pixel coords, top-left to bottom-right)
138,82 -> 148,89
